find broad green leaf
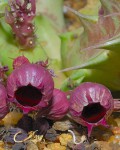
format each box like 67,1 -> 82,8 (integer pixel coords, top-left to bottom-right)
61,0 -> 120,91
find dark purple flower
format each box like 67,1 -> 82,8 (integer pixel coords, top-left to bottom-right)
0,83 -> 9,119
7,63 -> 54,113
69,82 -> 114,136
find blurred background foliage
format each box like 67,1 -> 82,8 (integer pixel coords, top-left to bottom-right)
1,0 -> 120,92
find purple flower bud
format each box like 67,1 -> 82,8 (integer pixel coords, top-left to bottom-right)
69,82 -> 114,136
5,0 -> 36,49
0,65 -> 8,82
0,84 -> 9,119
46,89 -> 69,120
13,56 -> 30,69
98,6 -> 105,16
7,63 -> 54,113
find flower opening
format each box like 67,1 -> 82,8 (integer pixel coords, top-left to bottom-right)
15,84 -> 43,107
81,102 -> 106,123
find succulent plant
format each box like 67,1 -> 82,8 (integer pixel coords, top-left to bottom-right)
0,0 -> 66,89
69,82 -> 114,136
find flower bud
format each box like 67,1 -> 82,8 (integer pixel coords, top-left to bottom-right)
46,89 -> 69,120
5,0 -> 36,49
13,56 -> 30,69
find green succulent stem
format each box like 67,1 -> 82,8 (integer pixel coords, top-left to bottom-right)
36,0 -> 65,32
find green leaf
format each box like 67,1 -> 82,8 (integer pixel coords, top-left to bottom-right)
61,0 -> 120,91
36,0 -> 65,32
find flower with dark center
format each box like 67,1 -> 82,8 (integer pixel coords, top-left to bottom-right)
0,83 -> 9,119
7,63 -> 54,113
69,82 -> 114,137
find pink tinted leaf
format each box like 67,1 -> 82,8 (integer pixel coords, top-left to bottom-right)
61,0 -> 120,73
79,0 -> 120,51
